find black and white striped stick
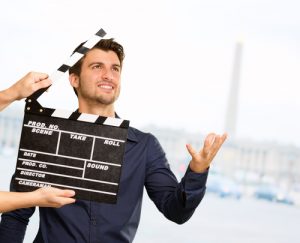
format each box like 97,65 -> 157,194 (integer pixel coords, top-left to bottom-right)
28,28 -> 106,101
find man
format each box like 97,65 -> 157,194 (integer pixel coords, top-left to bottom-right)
0,39 -> 227,242
0,72 -> 76,213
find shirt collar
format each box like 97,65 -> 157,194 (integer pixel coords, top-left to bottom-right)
115,112 -> 138,143
126,127 -> 138,143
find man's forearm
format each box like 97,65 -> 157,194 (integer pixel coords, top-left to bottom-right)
164,169 -> 208,224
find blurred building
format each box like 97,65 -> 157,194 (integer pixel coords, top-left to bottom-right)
143,124 -> 300,193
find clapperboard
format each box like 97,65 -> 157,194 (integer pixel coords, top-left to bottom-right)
13,28 -> 129,204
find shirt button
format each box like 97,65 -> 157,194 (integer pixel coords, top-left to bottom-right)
91,218 -> 97,225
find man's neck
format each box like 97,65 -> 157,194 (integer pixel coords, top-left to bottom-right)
78,102 -> 115,118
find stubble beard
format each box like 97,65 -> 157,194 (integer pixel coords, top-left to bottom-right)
95,95 -> 117,105
80,92 -> 116,106
77,78 -> 120,106
79,86 -> 120,106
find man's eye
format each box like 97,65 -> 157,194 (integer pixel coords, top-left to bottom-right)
112,67 -> 120,72
92,65 -> 101,69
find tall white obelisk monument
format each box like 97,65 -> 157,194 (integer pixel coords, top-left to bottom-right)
224,40 -> 243,139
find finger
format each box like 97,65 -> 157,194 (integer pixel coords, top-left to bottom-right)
186,144 -> 198,158
55,189 -> 76,198
206,133 -> 216,146
34,72 -> 49,82
203,133 -> 216,155
58,197 -> 76,206
216,133 -> 227,149
34,78 -> 52,90
209,133 -> 227,159
220,133 -> 228,143
50,197 -> 76,208
61,190 -> 76,198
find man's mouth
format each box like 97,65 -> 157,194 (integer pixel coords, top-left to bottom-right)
98,84 -> 113,90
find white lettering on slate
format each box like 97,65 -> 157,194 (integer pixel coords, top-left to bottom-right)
70,134 -> 87,141
87,162 -> 109,171
20,170 -> 45,178
104,139 -> 120,146
28,121 -> 46,128
22,161 -> 36,167
48,124 -> 59,130
24,152 -> 36,157
31,128 -> 53,135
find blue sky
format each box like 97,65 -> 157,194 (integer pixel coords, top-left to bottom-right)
1,0 -> 299,146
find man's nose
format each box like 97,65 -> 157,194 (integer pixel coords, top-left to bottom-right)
102,68 -> 113,81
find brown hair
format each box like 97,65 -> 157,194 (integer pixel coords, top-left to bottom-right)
69,38 -> 125,95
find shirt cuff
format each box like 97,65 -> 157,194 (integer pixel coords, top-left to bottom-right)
180,166 -> 209,209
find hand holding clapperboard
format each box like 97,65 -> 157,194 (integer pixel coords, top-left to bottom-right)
13,29 -> 129,204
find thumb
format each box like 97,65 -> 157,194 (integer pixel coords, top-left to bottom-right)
186,144 -> 197,158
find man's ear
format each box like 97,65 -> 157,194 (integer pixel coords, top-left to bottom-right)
69,73 -> 79,88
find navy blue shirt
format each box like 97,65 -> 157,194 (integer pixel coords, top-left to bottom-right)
0,126 -> 208,243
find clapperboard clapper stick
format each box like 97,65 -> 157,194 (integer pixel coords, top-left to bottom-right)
13,28 -> 130,204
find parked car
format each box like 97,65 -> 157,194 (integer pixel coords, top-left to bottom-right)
254,184 -> 294,205
254,184 -> 277,201
206,173 -> 242,199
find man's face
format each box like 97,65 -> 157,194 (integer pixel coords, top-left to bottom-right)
74,48 -> 121,106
